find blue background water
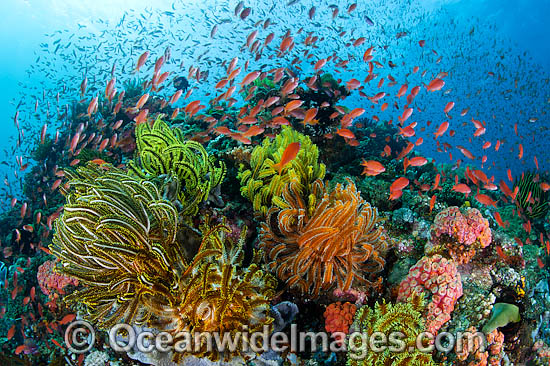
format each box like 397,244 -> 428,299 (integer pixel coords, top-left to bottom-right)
0,0 -> 548,204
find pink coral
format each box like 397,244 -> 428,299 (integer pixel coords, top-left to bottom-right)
37,260 -> 78,297
397,254 -> 463,335
429,206 -> 491,264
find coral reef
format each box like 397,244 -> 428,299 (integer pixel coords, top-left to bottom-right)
4,11 -> 546,365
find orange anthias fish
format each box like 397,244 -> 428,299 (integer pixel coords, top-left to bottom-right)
272,142 -> 300,174
426,78 -> 445,92
361,160 -> 385,176
135,51 -> 149,72
494,211 -> 508,228
429,195 -> 436,213
452,183 -> 471,197
90,159 -> 108,165
336,128 -> 356,139
433,121 -> 449,139
408,156 -> 428,167
284,100 -> 303,114
476,193 -> 497,207
390,177 -> 409,192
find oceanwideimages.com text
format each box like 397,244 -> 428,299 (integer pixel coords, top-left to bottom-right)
66,320 -> 487,359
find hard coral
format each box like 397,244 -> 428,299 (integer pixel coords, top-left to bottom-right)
397,254 -> 463,335
238,126 -> 325,217
261,177 -> 388,298
129,117 -> 226,216
324,302 -> 356,344
428,206 -> 491,264
455,326 -> 505,366
347,294 -> 435,366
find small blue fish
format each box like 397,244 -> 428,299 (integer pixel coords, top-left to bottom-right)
365,15 -> 374,26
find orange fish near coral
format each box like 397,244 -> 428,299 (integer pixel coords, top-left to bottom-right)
284,100 -> 303,114
408,156 -> 428,167
272,142 -> 300,174
242,125 -> 265,137
452,183 -> 471,197
476,193 -> 497,207
390,177 -> 409,192
336,128 -> 356,139
494,212 -> 508,228
429,195 -> 436,213
361,160 -> 385,176
7,324 -> 15,340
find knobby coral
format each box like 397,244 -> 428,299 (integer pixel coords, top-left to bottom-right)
50,164 -> 274,362
428,206 -> 491,264
455,326 -> 504,366
129,117 -> 226,216
37,260 -> 78,297
347,294 -> 435,366
324,301 -> 357,343
238,126 -> 326,217
261,178 -> 388,298
397,254 -> 463,335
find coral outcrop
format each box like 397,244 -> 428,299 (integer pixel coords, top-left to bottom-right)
428,206 -> 491,264
397,254 -> 463,335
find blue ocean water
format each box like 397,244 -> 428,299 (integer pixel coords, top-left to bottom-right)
0,0 -> 548,203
